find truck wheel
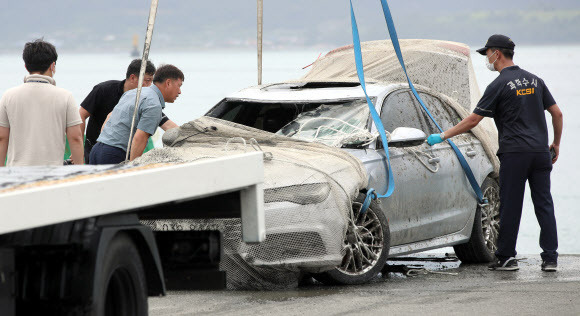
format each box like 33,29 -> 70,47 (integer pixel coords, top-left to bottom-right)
313,193 -> 390,285
454,177 -> 500,263
95,232 -> 148,316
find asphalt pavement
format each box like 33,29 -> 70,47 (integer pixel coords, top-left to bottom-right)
149,254 -> 580,315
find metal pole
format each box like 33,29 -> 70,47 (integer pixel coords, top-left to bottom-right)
257,0 -> 263,85
126,0 -> 159,161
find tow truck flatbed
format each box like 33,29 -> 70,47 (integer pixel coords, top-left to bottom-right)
0,152 -> 265,315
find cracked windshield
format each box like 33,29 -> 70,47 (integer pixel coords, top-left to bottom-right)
277,99 -> 372,147
209,98 -> 373,147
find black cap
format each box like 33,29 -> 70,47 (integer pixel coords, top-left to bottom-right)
476,34 -> 515,55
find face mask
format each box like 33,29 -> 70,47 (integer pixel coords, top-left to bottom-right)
485,51 -> 498,72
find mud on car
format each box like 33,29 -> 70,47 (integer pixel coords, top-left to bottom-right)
205,82 -> 499,284
140,39 -> 501,288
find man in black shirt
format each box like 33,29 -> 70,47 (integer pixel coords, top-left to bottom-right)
427,35 -> 563,272
79,59 -> 178,163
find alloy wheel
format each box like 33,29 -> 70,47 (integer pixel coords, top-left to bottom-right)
481,186 -> 500,253
338,202 -> 384,275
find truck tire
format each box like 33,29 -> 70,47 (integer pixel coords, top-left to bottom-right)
313,193 -> 390,285
94,232 -> 148,316
454,177 -> 500,263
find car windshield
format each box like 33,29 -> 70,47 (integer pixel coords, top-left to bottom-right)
277,99 -> 371,147
206,98 -> 372,147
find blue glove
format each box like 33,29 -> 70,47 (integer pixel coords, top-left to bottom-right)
427,134 -> 444,146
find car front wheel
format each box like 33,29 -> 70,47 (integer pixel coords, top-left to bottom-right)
313,193 -> 390,285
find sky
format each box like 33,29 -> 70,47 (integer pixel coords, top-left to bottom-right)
1,0 -> 579,53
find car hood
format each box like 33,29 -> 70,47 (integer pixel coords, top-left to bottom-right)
134,117 -> 368,204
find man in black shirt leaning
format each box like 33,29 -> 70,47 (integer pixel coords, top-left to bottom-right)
427,35 -> 563,272
79,59 -> 178,163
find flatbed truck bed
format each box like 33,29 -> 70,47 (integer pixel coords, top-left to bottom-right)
0,152 -> 265,315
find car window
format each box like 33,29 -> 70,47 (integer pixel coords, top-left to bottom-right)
207,100 -> 309,133
207,98 -> 372,147
380,90 -> 431,133
418,93 -> 462,132
220,103 -> 243,121
278,99 -> 371,147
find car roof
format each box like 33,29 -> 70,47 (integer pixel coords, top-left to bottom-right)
226,82 -> 398,102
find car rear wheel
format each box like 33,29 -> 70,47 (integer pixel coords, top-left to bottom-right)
454,177 -> 500,263
313,193 -> 390,285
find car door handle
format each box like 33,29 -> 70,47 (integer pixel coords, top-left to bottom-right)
466,150 -> 477,158
428,157 -> 440,164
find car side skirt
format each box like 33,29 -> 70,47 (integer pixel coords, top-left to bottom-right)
388,203 -> 476,257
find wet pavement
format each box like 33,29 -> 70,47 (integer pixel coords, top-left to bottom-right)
149,254 -> 580,315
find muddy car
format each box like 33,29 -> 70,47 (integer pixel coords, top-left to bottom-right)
140,40 -> 501,288
204,77 -> 500,285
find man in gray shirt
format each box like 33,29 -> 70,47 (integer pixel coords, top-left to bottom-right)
89,64 -> 184,164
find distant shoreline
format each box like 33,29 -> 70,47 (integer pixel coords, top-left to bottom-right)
1,42 -> 579,55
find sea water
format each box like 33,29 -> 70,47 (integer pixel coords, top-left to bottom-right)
0,45 -> 578,255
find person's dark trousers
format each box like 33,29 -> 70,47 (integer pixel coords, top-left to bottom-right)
496,152 -> 558,263
84,139 -> 94,164
89,142 -> 126,165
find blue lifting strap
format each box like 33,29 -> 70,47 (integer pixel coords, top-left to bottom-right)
378,0 -> 484,203
360,188 -> 377,216
349,0 -> 395,199
349,0 -> 485,204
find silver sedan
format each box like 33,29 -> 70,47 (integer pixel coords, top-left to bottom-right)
205,81 -> 500,285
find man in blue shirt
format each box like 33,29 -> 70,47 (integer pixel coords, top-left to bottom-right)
90,64 -> 184,164
79,59 -> 178,164
427,35 -> 563,272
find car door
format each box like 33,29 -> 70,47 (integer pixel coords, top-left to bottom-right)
368,89 -> 461,246
418,92 -> 492,235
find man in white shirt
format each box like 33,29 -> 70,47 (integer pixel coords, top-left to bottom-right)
0,39 -> 83,166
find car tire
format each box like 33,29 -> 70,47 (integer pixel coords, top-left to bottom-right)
313,193 -> 390,285
454,177 -> 500,263
94,232 -> 148,316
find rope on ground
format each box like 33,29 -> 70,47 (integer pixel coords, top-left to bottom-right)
384,264 -> 459,277
406,268 -> 459,276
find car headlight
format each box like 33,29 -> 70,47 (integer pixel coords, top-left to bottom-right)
264,182 -> 331,205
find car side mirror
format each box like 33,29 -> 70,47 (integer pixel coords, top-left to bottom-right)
388,127 -> 427,146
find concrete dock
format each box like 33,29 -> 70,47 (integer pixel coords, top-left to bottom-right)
149,254 -> 580,315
